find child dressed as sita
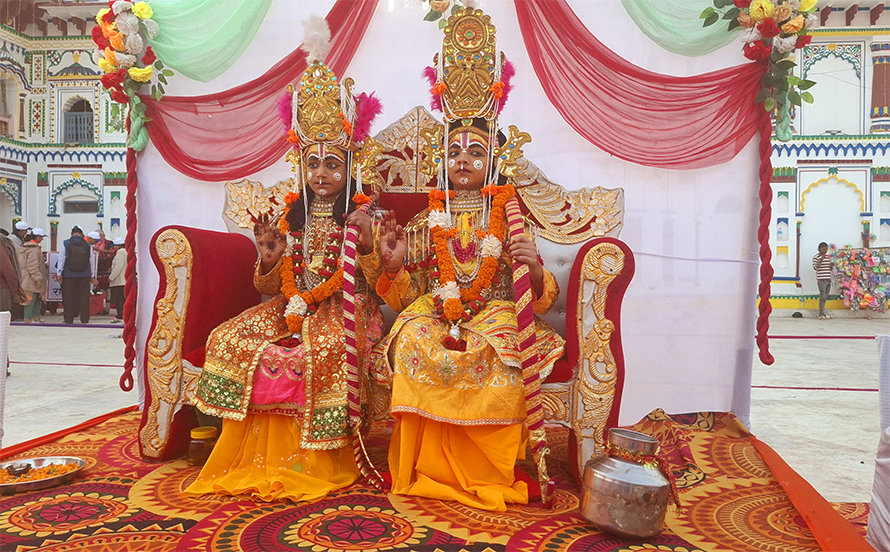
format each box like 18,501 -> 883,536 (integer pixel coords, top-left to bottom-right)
373,8 -> 565,512
185,17 -> 387,502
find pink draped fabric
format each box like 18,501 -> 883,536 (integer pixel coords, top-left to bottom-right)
142,0 -> 379,181
513,0 -> 765,170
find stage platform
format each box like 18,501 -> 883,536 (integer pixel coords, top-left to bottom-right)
0,407 -> 872,552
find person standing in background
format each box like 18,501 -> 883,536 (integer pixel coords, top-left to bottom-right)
813,242 -> 834,320
0,232 -> 23,312
9,221 -> 28,251
93,230 -> 114,292
9,221 -> 29,321
18,228 -> 48,323
58,226 -> 97,324
108,237 -> 126,323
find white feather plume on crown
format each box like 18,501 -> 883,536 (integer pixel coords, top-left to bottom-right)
300,15 -> 332,63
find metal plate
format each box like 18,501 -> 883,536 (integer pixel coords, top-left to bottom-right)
0,456 -> 87,495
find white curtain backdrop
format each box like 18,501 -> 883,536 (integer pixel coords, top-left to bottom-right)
134,0 -> 760,427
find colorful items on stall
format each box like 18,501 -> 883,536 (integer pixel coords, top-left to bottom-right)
832,245 -> 890,313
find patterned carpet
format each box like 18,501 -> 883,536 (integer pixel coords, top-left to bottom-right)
0,410 -> 871,552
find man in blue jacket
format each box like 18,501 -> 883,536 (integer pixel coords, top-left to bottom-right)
58,226 -> 97,324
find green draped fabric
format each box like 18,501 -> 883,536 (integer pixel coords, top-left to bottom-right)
620,0 -> 736,57
149,0 -> 274,82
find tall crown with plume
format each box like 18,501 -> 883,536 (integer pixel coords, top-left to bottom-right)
280,16 -> 383,186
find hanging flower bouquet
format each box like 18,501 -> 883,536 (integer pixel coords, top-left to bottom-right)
91,1 -> 174,151
701,0 -> 819,141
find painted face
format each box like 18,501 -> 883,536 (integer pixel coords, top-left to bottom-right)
446,131 -> 490,190
304,144 -> 347,197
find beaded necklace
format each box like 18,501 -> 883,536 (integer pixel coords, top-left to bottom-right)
428,184 -> 514,345
278,192 -> 344,338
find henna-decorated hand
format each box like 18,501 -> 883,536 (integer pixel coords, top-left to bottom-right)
254,213 -> 287,273
378,210 -> 407,274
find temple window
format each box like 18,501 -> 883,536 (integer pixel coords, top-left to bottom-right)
63,98 -> 94,144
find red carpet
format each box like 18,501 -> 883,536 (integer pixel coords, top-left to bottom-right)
0,409 -> 872,551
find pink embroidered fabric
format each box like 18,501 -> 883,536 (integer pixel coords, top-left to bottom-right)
250,345 -> 307,413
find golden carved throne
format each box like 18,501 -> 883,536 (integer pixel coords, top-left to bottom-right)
138,107 -> 635,484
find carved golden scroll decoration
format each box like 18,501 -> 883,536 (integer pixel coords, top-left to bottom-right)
139,229 -> 198,459
571,242 -> 625,471
224,178 -> 295,229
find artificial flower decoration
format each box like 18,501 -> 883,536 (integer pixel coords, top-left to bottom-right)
127,66 -> 153,82
422,0 -> 468,29
142,46 -> 156,65
352,193 -> 372,205
701,0 -> 818,142
92,0 -> 176,151
432,81 -> 448,95
132,1 -> 153,20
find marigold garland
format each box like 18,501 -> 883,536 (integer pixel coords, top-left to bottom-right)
428,184 -> 515,325
278,197 -> 345,336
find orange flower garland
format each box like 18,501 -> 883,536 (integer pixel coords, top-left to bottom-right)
278,196 -> 345,336
428,184 -> 515,325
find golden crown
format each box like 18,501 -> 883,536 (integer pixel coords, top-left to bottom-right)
435,8 -> 503,122
293,61 -> 355,150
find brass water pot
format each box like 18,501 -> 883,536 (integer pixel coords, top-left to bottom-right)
580,428 -> 671,539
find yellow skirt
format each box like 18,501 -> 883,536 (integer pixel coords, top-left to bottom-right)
182,412 -> 360,502
388,412 -> 528,511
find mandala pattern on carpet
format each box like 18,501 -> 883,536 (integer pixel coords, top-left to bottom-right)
831,502 -> 871,540
128,459 -> 241,521
97,431 -> 163,478
506,513 -> 703,552
388,487 -> 580,544
668,482 -> 821,552
179,491 -> 466,551
0,479 -> 139,538
0,410 -> 871,552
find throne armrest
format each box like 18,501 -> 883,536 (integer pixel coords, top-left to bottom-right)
138,225 -> 261,461
541,237 -> 635,484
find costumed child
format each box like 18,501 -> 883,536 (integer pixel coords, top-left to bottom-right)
184,16 -> 386,502
373,8 -> 565,512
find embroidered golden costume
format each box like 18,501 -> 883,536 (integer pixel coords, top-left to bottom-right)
185,26 -> 385,502
376,8 -> 565,512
